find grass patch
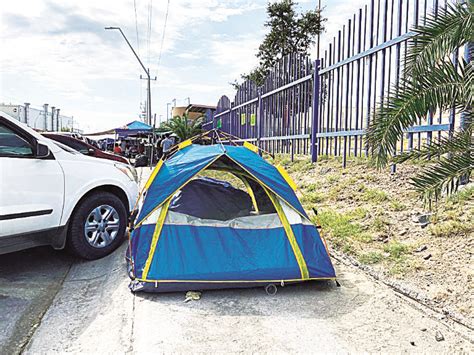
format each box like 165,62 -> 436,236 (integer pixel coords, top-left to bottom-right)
359,251 -> 383,264
383,240 -> 409,259
304,182 -> 321,192
371,215 -> 390,233
287,158 -> 313,173
317,210 -> 364,251
300,191 -> 325,204
348,207 -> 369,220
327,174 -> 341,183
429,220 -> 473,238
362,188 -> 389,203
389,199 -> 407,211
447,186 -> 474,204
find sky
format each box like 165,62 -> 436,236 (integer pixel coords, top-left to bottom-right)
0,0 -> 368,133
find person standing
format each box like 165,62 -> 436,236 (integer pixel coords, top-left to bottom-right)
160,134 -> 173,159
113,143 -> 122,155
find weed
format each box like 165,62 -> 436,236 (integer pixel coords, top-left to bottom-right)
448,186 -> 474,204
359,251 -> 383,264
362,188 -> 389,203
305,182 -> 321,192
317,210 -> 364,247
354,233 -> 373,243
300,191 -> 325,204
372,215 -> 390,233
348,207 -> 369,221
389,199 -> 407,211
383,240 -> 409,259
287,158 -> 313,173
327,174 -> 341,184
429,220 -> 473,238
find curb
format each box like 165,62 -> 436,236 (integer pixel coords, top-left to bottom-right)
330,249 -> 474,343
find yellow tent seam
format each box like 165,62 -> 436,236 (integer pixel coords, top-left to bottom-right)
243,141 -> 259,153
265,187 -> 309,280
241,176 -> 259,213
134,154 -> 224,229
276,164 -> 297,191
178,139 -> 192,150
142,199 -> 171,280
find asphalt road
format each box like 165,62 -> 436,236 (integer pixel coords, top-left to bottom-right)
1,242 -> 472,354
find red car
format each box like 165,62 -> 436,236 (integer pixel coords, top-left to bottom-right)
42,133 -> 129,164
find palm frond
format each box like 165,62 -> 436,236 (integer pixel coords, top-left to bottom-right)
367,60 -> 469,167
410,150 -> 473,202
394,121 -> 473,163
161,114 -> 203,141
405,2 -> 474,76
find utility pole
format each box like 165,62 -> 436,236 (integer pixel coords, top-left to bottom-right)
105,26 -> 155,126
140,70 -> 157,124
43,104 -> 48,131
56,108 -> 61,131
166,102 -> 171,121
24,103 -> 30,125
51,107 -> 56,131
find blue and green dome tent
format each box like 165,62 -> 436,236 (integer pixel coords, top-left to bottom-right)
128,140 -> 335,293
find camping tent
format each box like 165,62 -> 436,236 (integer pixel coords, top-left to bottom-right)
128,142 -> 336,293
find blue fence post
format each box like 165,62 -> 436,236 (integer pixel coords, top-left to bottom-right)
311,59 -> 321,163
257,88 -> 263,151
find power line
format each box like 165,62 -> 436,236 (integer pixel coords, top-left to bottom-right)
146,0 -> 153,65
133,0 -> 140,53
157,0 -> 171,69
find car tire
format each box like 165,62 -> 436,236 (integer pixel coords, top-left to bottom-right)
67,192 -> 128,260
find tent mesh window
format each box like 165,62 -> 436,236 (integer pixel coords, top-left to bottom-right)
168,156 -> 276,221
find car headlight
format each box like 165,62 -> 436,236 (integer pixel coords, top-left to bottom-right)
115,163 -> 138,183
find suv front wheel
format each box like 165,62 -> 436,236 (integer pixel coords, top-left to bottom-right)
67,191 -> 128,259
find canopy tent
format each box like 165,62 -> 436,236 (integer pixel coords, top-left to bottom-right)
128,143 -> 336,293
115,120 -> 152,138
84,120 -> 153,138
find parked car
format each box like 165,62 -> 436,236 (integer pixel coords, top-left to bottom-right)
0,112 -> 139,259
42,132 -> 129,164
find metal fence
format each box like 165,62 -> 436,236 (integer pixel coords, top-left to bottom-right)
206,0 -> 466,166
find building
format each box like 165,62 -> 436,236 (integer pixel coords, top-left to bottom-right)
170,104 -> 216,122
0,103 -> 81,133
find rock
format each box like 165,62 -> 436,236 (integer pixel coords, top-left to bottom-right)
418,214 -> 432,227
399,229 -> 408,236
410,341 -> 415,346
435,331 -> 445,342
415,245 -> 428,253
421,328 -> 427,332
423,253 -> 432,260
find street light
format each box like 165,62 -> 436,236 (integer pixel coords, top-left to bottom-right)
105,26 -> 153,125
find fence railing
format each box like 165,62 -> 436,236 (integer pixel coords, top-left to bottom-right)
206,0 -> 465,166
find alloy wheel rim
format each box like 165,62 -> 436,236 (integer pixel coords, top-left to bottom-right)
84,205 -> 120,248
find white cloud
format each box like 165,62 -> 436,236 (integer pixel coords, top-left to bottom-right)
1,0 -> 377,131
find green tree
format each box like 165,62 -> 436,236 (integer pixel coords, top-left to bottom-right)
367,2 -> 473,202
237,0 -> 325,87
161,113 -> 203,141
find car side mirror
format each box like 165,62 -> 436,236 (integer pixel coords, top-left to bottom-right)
36,142 -> 50,158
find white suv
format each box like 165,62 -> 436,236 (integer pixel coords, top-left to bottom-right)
0,112 -> 139,259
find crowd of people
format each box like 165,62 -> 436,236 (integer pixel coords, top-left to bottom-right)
108,133 -> 176,161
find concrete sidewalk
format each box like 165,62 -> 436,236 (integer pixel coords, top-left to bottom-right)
22,243 -> 472,353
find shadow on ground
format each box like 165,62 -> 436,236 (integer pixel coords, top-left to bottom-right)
0,247 -> 75,354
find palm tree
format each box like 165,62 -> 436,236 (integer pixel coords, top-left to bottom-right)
161,113 -> 203,141
367,1 -> 473,202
